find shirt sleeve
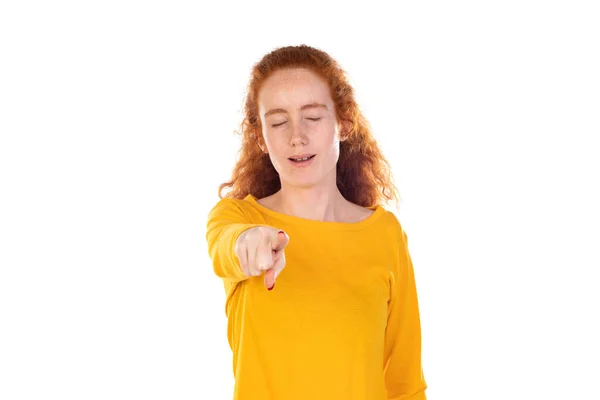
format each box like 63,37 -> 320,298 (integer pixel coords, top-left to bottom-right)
205,198 -> 267,283
384,229 -> 428,400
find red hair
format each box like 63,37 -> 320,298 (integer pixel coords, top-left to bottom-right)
218,44 -> 400,208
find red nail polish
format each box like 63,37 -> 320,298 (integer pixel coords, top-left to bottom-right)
268,283 -> 275,291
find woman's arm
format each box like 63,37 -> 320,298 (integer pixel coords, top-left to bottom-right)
383,229 -> 428,400
205,198 -> 266,283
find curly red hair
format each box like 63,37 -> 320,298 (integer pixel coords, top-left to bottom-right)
218,44 -> 400,208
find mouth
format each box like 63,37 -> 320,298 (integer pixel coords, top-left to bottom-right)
288,154 -> 316,162
288,154 -> 316,167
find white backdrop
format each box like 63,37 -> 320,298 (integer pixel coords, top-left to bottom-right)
1,1 -> 599,399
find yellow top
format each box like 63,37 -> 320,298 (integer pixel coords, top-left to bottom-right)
205,194 -> 427,400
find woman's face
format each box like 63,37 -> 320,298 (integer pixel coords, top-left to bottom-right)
257,68 -> 346,190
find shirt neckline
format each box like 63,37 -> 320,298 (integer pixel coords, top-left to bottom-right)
243,194 -> 386,231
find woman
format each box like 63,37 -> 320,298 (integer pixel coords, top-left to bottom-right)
205,44 -> 427,399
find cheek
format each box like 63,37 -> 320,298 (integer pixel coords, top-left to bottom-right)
320,130 -> 341,154
262,130 -> 278,147
263,135 -> 290,167
264,134 -> 286,154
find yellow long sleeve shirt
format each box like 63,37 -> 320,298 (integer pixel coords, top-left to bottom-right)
205,194 -> 427,400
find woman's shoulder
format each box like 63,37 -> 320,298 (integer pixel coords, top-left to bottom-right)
343,200 -> 405,238
374,206 -> 408,241
207,195 -> 259,221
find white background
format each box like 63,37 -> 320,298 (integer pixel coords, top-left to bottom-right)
1,1 -> 599,399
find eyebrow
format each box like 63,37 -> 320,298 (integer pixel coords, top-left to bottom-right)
263,103 -> 328,118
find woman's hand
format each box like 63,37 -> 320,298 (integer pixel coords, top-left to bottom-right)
235,226 -> 289,290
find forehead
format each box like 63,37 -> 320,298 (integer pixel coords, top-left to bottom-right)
258,68 -> 333,114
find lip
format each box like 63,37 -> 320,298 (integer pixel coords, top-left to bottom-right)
288,153 -> 315,160
288,154 -> 316,168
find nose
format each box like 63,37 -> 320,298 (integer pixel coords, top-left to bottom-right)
289,120 -> 308,146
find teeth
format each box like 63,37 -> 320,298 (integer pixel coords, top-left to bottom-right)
292,156 -> 311,161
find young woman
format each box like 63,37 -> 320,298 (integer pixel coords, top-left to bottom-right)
206,44 -> 427,399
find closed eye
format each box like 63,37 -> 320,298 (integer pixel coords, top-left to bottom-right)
271,117 -> 321,128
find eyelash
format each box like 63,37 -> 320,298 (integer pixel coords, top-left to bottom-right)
271,117 -> 321,128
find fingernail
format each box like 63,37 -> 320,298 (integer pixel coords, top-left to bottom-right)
268,283 -> 275,291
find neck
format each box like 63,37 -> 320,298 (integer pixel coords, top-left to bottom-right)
274,182 -> 347,222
